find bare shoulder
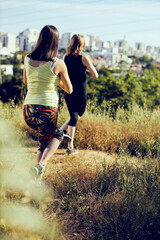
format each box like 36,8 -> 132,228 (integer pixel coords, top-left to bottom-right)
24,55 -> 28,63
82,55 -> 98,78
56,59 -> 67,72
82,55 -> 89,62
57,59 -> 64,64
56,59 -> 65,67
63,53 -> 67,60
82,55 -> 92,66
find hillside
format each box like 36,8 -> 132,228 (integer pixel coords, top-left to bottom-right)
25,147 -> 160,240
0,104 -> 160,240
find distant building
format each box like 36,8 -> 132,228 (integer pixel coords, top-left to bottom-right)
96,41 -> 103,51
0,47 -> 11,57
17,28 -> 39,52
102,41 -> 111,49
84,34 -> 90,50
84,34 -> 100,51
89,35 -> 99,51
59,32 -> 75,50
0,33 -> 17,53
59,32 -> 100,51
146,46 -> 157,59
135,42 -> 146,57
115,40 -> 129,51
0,28 -> 160,63
135,42 -> 146,51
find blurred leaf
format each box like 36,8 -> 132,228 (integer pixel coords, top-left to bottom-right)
0,203 -> 49,234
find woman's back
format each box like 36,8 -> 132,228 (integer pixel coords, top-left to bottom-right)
64,54 -> 86,95
24,57 -> 59,107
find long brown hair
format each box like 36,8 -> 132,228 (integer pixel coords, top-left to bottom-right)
28,25 -> 59,61
66,34 -> 85,56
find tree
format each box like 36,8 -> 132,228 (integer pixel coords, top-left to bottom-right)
86,62 -> 160,112
0,53 -> 26,104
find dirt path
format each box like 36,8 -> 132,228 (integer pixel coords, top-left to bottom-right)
26,147 -> 115,185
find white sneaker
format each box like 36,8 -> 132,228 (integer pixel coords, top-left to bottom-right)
30,163 -> 45,180
66,147 -> 79,155
63,133 -> 72,142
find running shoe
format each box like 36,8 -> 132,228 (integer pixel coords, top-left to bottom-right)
66,147 -> 79,155
63,133 -> 72,142
30,163 -> 45,180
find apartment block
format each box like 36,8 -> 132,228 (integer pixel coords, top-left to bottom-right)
59,32 -> 75,50
0,33 -> 17,53
0,28 -> 159,62
17,28 -> 39,52
115,40 -> 128,50
135,42 -> 146,57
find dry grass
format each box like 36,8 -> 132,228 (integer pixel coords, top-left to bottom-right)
1,143 -> 160,240
44,149 -> 114,187
1,102 -> 160,239
58,102 -> 160,157
1,101 -> 160,157
75,117 -> 160,157
25,148 -> 159,240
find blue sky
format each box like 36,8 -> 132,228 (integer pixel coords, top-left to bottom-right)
0,0 -> 160,46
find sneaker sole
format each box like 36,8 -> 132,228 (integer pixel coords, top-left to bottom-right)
30,167 -> 39,180
63,134 -> 72,142
67,151 -> 79,155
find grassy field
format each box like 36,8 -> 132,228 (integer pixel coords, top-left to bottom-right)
0,101 -> 160,239
1,101 -> 160,158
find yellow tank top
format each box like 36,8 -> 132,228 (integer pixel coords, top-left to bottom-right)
24,56 -> 60,107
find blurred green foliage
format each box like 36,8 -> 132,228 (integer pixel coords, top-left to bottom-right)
87,64 -> 160,115
0,53 -> 27,104
0,119 -> 57,240
0,53 -> 160,113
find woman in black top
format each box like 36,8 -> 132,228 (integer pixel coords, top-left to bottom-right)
61,34 -> 98,154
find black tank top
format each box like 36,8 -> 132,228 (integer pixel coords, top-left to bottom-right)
64,54 -> 87,97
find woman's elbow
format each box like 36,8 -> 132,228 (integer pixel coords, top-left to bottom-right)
95,72 -> 99,79
92,72 -> 98,79
23,79 -> 27,85
68,85 -> 73,94
90,69 -> 98,78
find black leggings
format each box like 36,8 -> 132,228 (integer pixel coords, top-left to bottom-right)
65,94 -> 87,127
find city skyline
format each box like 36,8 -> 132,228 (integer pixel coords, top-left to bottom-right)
0,0 -> 160,47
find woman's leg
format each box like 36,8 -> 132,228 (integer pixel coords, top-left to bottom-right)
65,111 -> 79,149
36,150 -> 43,163
61,93 -> 74,132
67,125 -> 76,149
24,105 -> 63,179
39,137 -> 60,167
61,117 -> 70,131
35,126 -> 63,183
35,128 -> 63,183
67,114 -> 81,149
34,138 -> 60,183
23,105 -> 43,164
64,94 -> 86,150
38,123 -> 63,165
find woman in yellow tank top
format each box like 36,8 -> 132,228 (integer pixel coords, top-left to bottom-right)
23,25 -> 72,184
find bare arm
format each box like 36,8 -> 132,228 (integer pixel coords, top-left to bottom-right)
23,66 -> 27,85
23,56 -> 27,84
53,59 -> 73,94
63,53 -> 66,61
82,55 -> 98,78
